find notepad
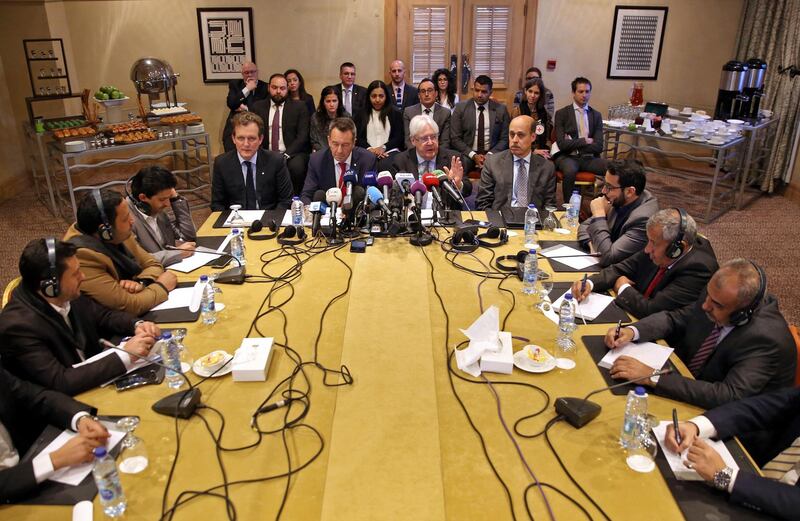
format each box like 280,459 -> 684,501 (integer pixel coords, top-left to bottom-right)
45,428 -> 126,486
150,287 -> 196,311
553,290 -> 615,321
653,421 -> 739,481
598,341 -> 674,370
539,244 -> 599,270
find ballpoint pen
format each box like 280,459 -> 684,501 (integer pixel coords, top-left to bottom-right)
614,319 -> 622,342
580,273 -> 588,295
673,408 -> 682,445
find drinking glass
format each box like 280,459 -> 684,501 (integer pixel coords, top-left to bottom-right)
542,205 -> 558,231
229,204 -> 245,227
626,425 -> 658,473
116,416 -> 148,474
536,270 -> 553,303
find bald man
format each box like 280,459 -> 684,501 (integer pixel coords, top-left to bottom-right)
476,115 -> 556,211
389,60 -> 419,111
223,61 -> 269,152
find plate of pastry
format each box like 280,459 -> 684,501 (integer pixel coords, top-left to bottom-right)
514,345 -> 557,373
192,350 -> 233,377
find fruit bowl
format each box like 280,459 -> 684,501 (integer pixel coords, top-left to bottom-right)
95,96 -> 130,107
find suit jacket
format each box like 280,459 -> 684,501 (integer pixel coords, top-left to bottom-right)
590,236 -> 718,319
301,147 -> 377,204
63,224 -> 168,316
475,150 -> 556,211
0,362 -> 93,502
390,147 -> 471,209
252,99 -> 310,157
127,197 -> 197,267
450,99 -> 510,156
553,103 -> 604,157
577,190 -> 659,266
634,292 -> 796,409
211,149 -> 293,212
402,103 -> 451,149
329,83 -> 368,121
223,79 -> 269,150
0,285 -> 136,395
703,388 -> 800,519
355,108 -> 405,152
390,83 -> 420,111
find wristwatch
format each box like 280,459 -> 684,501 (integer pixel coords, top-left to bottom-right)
649,367 -> 661,385
713,466 -> 734,491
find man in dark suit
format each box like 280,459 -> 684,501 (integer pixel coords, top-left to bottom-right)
301,117 -> 376,204
553,76 -> 606,202
578,159 -> 659,267
0,361 -> 108,503
222,61 -> 269,152
0,238 -> 160,395
402,78 -> 450,149
476,115 -> 555,211
606,259 -> 796,410
391,114 -> 471,210
328,62 -> 368,122
572,208 -> 718,319
211,111 -> 293,212
665,388 -> 800,519
450,75 -> 510,173
252,73 -> 310,195
389,60 -> 420,111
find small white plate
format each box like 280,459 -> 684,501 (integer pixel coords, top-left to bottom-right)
192,352 -> 233,377
708,139 -> 725,146
554,228 -> 571,235
690,136 -> 708,143
555,358 -> 576,370
514,346 -> 557,373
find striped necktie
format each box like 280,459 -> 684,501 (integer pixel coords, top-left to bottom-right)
687,326 -> 722,376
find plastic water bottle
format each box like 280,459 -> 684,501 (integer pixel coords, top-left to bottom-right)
92,447 -> 127,518
160,332 -> 183,389
620,386 -> 649,449
556,293 -> 577,363
291,196 -> 304,226
524,203 -> 540,249
522,249 -> 538,295
199,275 -> 217,325
230,228 -> 246,266
567,190 -> 582,228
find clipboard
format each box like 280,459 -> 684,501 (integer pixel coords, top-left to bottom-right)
139,281 -> 200,323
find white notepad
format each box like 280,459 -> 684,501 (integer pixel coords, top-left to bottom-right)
598,341 -> 674,370
653,421 -> 739,481
553,290 -> 615,320
539,244 -> 599,270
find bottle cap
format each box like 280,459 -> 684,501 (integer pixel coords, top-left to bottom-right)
529,249 -> 536,255
232,228 -> 240,235
292,196 -> 300,201
565,292 -> 573,300
635,386 -> 646,396
200,275 -> 208,282
93,447 -> 107,458
528,203 -> 537,208
161,332 -> 172,340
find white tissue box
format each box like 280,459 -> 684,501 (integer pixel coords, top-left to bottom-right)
232,337 -> 273,382
480,331 -> 514,374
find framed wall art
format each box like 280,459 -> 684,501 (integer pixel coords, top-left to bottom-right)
607,6 -> 668,80
197,7 -> 255,83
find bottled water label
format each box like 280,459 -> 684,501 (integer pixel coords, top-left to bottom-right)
522,250 -> 538,295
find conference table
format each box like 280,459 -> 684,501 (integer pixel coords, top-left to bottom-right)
6,213 -> 749,521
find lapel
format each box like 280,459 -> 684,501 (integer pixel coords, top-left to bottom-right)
323,149 -> 338,188
128,200 -> 158,246
525,155 -> 538,201
464,102 -> 477,133
254,152 -> 269,196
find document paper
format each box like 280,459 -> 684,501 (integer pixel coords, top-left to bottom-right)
598,341 -> 674,370
45,428 -> 126,486
553,290 -> 615,320
653,421 -> 739,481
539,244 -> 599,270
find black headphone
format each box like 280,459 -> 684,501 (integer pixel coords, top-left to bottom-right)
277,225 -> 307,246
40,237 -> 60,298
495,250 -> 528,281
450,225 -> 480,253
129,194 -> 153,216
476,226 -> 508,248
728,261 -> 767,327
92,189 -> 114,241
247,219 -> 279,240
665,208 -> 688,259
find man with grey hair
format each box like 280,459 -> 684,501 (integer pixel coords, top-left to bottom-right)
402,78 -> 450,149
391,114 -> 471,209
222,61 -> 268,152
571,208 -> 718,318
603,258 -> 795,410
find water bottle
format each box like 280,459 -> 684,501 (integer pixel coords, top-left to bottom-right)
620,386 -> 649,449
199,275 -> 217,325
567,190 -> 582,228
521,249 -> 538,295
230,228 -> 246,266
92,447 -> 127,518
556,293 -> 576,361
291,196 -> 304,226
524,203 -> 540,249
160,332 -> 183,389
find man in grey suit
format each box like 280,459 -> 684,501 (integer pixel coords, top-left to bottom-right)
402,78 -> 450,149
605,258 -> 795,410
476,115 -> 555,211
577,159 -> 659,267
127,166 -> 197,267
327,62 -> 368,121
449,75 -> 510,173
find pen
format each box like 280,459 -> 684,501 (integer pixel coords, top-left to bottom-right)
614,320 -> 622,341
580,274 -> 588,295
672,408 -> 682,445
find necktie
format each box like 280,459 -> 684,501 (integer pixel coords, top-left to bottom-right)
515,158 -> 528,206
419,160 -> 432,175
338,162 -> 347,194
424,108 -> 431,115
244,161 -> 257,210
577,107 -> 587,138
396,87 -> 402,107
687,325 -> 722,376
477,105 -> 486,154
344,89 -> 352,115
643,267 -> 667,298
271,104 -> 281,152
762,437 -> 800,484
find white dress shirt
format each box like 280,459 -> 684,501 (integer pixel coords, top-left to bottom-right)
366,110 -> 390,149
331,153 -> 353,187
134,205 -> 163,243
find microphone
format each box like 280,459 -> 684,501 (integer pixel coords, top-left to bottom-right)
435,171 -> 465,209
342,170 -> 358,210
422,173 -> 443,208
308,190 -> 328,237
326,188 -> 343,243
361,171 -> 378,188
366,186 -> 391,214
100,338 -> 204,419
377,171 -> 393,202
165,245 -> 245,284
555,368 -> 674,428
394,172 -> 415,195
409,180 -> 427,210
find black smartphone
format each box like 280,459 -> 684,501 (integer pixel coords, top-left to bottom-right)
114,364 -> 165,391
350,240 -> 366,253
365,236 -> 374,246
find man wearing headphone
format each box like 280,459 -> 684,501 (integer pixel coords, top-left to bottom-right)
63,189 -> 177,316
571,208 -> 718,319
127,166 -> 197,267
0,238 -> 160,395
604,258 -> 795,410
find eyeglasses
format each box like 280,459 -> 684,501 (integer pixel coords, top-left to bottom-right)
415,134 -> 438,144
600,181 -> 622,192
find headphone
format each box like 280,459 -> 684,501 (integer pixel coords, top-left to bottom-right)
495,250 -> 528,281
476,226 -> 508,248
92,189 -> 114,241
665,207 -> 688,259
450,225 -> 480,253
728,261 -> 767,327
247,219 -> 279,240
277,225 -> 307,246
40,237 -> 60,298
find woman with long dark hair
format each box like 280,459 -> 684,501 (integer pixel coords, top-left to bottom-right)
309,86 -> 348,152
512,77 -> 551,157
432,68 -> 458,111
355,80 -> 404,171
284,68 -> 315,115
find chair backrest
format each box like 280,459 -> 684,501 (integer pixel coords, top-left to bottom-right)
2,277 -> 21,309
790,325 -> 800,387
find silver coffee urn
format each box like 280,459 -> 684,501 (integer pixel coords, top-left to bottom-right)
743,58 -> 767,120
714,60 -> 748,120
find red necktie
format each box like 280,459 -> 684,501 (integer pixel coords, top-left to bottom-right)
642,267 -> 666,298
687,326 -> 723,376
338,162 -> 347,195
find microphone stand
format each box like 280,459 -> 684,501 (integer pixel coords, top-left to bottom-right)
327,210 -> 344,245
409,199 -> 432,246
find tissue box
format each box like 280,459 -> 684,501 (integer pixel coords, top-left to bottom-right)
480,331 -> 513,374
232,337 -> 273,382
